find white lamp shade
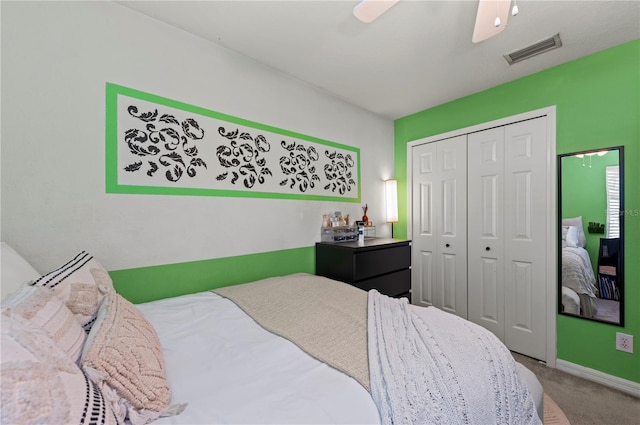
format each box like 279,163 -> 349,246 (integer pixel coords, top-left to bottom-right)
385,179 -> 398,223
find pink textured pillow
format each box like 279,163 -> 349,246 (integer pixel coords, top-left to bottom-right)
0,314 -> 117,425
81,293 -> 176,425
2,286 -> 86,362
31,251 -> 114,330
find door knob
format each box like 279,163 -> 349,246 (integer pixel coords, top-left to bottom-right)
446,243 -> 450,248
486,247 -> 491,251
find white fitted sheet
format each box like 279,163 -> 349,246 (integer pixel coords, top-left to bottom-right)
136,291 -> 380,425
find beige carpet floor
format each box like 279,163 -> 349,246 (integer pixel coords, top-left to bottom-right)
514,353 -> 640,425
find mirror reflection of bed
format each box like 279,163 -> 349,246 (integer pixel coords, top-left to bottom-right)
558,147 -> 624,326
560,225 -> 619,322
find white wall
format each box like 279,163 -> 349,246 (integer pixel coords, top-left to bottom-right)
0,1 -> 394,273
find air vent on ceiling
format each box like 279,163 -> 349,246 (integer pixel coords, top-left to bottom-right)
504,33 -> 562,65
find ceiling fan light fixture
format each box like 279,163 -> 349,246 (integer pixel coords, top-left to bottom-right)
353,0 -> 399,24
472,0 -> 511,43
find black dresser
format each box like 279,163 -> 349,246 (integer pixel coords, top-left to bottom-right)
315,238 -> 411,300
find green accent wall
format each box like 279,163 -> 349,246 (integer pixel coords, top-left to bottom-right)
110,246 -> 315,304
394,40 -> 639,383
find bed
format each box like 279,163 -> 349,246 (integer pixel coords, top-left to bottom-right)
1,243 -> 544,425
560,219 -> 599,318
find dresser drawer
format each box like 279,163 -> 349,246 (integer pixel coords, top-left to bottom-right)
351,269 -> 411,298
353,244 -> 411,281
315,239 -> 412,299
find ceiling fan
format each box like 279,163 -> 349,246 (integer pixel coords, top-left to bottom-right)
353,0 -> 519,43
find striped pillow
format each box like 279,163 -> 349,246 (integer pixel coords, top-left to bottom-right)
0,314 -> 117,425
2,286 -> 86,362
31,251 -> 113,331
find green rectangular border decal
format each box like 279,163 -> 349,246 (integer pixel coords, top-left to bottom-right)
106,83 -> 360,202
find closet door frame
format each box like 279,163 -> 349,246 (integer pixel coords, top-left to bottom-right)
407,106 -> 557,368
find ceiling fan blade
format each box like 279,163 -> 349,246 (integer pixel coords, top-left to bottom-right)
353,0 -> 400,23
472,0 -> 511,43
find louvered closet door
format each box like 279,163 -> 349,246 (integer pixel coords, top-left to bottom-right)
467,127 -> 506,340
411,136 -> 467,318
503,117 -> 548,361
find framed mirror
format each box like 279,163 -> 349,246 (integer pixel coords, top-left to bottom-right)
558,146 -> 624,326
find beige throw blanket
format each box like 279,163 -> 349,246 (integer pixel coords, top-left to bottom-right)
214,273 -> 370,390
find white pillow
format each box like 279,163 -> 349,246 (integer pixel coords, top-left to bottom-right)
561,217 -> 586,248
565,226 -> 579,248
1,242 -> 40,301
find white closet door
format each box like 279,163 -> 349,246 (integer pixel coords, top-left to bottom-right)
503,117 -> 548,361
412,136 -> 467,318
412,142 -> 438,308
437,138 -> 468,318
467,127 -> 505,340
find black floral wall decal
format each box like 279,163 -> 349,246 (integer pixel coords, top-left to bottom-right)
111,85 -> 360,199
215,126 -> 272,188
123,105 -> 207,182
278,141 -> 320,193
323,150 -> 356,195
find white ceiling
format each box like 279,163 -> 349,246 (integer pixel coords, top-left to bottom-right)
116,1 -> 640,120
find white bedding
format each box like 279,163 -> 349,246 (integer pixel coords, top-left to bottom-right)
562,247 -> 598,317
562,247 -> 597,297
137,291 -> 380,425
137,285 -> 543,424
561,286 -> 581,315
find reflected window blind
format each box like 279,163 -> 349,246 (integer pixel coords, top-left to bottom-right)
606,166 -> 620,238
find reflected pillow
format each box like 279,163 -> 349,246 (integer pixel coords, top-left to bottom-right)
565,226 -> 579,248
561,216 -> 586,248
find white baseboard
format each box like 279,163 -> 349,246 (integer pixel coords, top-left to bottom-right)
556,359 -> 640,398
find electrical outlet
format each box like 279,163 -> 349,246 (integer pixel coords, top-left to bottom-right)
616,333 -> 633,353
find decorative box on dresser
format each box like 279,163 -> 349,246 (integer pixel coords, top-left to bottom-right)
315,238 -> 412,300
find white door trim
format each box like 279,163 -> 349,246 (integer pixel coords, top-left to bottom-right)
406,106 -> 557,368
